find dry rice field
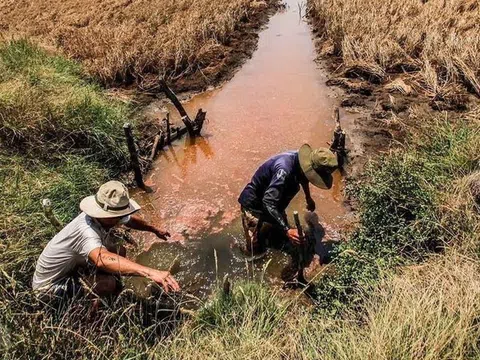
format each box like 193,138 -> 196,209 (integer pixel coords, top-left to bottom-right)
309,0 -> 480,102
0,0 -> 272,86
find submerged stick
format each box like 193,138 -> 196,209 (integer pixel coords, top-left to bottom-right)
42,199 -> 63,231
123,123 -> 147,190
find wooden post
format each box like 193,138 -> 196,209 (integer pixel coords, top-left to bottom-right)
149,133 -> 162,163
165,113 -> 171,144
193,108 -> 207,135
159,78 -> 196,136
293,211 -> 307,284
223,274 -> 231,297
123,123 -> 146,190
330,108 -> 347,168
42,199 -> 63,231
293,211 -> 304,240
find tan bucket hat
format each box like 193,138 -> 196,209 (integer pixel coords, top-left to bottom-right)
80,181 -> 141,219
299,144 -> 338,189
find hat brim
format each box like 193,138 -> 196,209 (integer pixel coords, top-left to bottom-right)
299,144 -> 333,190
79,195 -> 141,219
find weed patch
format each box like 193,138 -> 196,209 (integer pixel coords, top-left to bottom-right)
314,110 -> 480,314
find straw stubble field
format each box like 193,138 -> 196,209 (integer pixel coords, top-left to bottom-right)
309,0 -> 480,106
0,0 -> 275,88
1,0 -> 480,359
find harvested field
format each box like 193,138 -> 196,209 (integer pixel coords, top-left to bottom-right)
0,0 -> 275,88
309,0 -> 480,102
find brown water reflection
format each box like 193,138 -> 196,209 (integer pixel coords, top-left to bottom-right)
132,0 -> 349,296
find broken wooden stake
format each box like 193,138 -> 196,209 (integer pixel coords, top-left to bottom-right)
194,108 -> 207,136
42,199 -> 63,231
293,211 -> 304,240
159,78 -> 196,136
330,108 -> 347,168
149,133 -> 163,163
293,211 -> 308,283
123,123 -> 147,190
165,112 -> 171,144
223,274 -> 231,297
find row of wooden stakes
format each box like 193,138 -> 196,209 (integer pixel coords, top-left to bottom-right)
123,79 -> 207,192
124,79 -> 347,192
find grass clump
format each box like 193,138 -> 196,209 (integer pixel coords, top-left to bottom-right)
155,254 -> 480,359
0,154 -> 105,280
157,282 -> 292,360
0,39 -> 134,279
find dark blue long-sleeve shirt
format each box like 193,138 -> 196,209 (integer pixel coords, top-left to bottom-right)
238,151 -> 301,231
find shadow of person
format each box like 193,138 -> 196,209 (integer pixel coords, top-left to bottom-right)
304,211 -> 337,265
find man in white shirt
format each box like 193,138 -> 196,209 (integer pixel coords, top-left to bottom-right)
33,180 -> 180,298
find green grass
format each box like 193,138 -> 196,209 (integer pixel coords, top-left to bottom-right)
0,39 -> 130,169
0,39 -> 135,277
313,110 -> 480,314
0,40 -> 148,358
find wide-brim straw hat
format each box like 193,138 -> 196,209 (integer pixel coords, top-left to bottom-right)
298,144 -> 338,189
80,180 -> 141,219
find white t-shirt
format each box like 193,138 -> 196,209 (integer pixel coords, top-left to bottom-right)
32,212 -> 130,290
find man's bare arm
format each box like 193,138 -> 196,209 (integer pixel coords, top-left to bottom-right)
125,215 -> 170,240
88,247 -> 179,292
301,181 -> 316,211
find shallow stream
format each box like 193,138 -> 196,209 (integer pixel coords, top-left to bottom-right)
130,0 -> 351,297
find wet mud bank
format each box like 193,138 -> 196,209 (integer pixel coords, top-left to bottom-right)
127,0 -> 360,298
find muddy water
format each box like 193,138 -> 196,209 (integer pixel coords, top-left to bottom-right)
131,1 -> 347,297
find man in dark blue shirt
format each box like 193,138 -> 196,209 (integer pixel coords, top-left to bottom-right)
238,144 -> 338,272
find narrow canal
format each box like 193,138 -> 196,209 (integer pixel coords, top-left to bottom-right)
131,0 -> 349,297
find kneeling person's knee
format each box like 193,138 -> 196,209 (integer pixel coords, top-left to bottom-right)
86,274 -> 120,297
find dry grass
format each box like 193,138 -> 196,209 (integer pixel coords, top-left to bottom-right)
309,0 -> 480,100
310,252 -> 480,360
0,0 -> 272,86
153,252 -> 480,360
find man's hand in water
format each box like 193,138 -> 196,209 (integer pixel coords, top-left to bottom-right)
126,216 -> 171,240
147,270 -> 180,293
287,228 -> 304,246
306,197 -> 316,212
153,228 -> 171,240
